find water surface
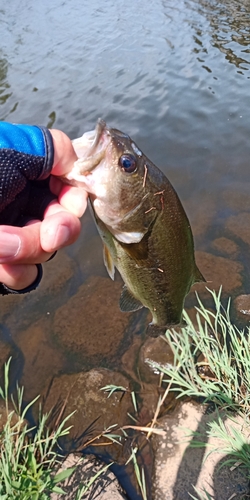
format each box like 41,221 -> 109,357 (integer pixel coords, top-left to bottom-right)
1,0 -> 250,496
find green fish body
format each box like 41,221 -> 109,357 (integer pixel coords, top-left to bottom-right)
63,120 -> 204,332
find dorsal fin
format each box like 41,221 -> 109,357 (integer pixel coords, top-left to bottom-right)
119,286 -> 144,312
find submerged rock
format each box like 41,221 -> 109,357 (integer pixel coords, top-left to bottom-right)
2,250 -> 76,336
211,236 -> 239,258
52,276 -> 134,370
185,193 -> 217,239
0,340 -> 14,372
138,336 -> 174,384
194,251 -> 243,296
226,212 -> 250,245
41,368 -> 153,500
41,368 -> 132,444
14,317 -> 65,400
222,182 -> 250,212
0,337 -> 20,389
234,294 -> 250,323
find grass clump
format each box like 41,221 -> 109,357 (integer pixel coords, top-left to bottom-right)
152,287 -> 250,413
149,288 -> 250,496
0,358 -> 75,499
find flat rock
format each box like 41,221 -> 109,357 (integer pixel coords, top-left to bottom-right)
210,237 -> 239,258
14,317 -> 65,400
185,194 -> 217,239
0,340 -> 14,370
51,454 -> 126,500
234,294 -> 250,323
41,250 -> 76,294
226,212 -> 250,245
0,339 -> 20,388
52,276 -> 133,368
138,336 -> 174,384
2,250 -> 76,335
221,182 -> 250,212
152,401 -> 249,500
41,368 -> 132,443
193,251 -> 243,296
0,398 -> 26,433
42,368 -> 153,499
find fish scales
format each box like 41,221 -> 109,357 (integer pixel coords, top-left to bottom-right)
61,119 -> 205,334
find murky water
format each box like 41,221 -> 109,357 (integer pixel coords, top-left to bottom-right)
1,0 -> 250,498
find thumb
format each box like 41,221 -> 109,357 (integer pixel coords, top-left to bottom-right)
49,129 -> 77,176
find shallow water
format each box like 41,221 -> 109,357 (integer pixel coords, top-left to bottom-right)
1,0 -> 250,497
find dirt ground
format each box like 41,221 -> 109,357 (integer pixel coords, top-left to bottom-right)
51,400 -> 250,500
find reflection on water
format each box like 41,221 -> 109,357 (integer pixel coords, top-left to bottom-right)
1,0 -> 250,498
0,57 -> 12,106
192,0 -> 250,73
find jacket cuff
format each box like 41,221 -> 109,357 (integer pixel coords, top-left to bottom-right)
0,264 -> 43,295
37,126 -> 54,180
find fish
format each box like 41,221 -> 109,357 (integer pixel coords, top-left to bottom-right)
61,119 -> 205,335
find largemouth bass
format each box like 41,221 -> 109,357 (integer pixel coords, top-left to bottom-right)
62,119 -> 204,335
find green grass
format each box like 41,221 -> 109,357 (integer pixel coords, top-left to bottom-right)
151,288 -> 250,413
0,359 -> 75,499
0,358 -> 112,499
3,288 -> 250,500
125,446 -> 147,500
149,288 -> 250,498
188,486 -> 214,500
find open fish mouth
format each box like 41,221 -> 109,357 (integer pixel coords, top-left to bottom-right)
72,118 -> 108,174
72,118 -> 106,158
66,118 -> 109,181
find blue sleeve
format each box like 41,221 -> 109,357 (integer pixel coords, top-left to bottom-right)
0,122 -> 54,168
0,122 -> 55,225
0,122 -> 56,296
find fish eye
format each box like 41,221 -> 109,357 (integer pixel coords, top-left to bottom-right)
119,154 -> 137,173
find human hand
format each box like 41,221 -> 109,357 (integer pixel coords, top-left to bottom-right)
0,129 -> 88,291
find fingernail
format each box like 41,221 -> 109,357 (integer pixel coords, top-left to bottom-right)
0,232 -> 21,261
46,224 -> 71,250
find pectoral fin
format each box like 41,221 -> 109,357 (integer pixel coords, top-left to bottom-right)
120,230 -> 150,262
110,229 -> 145,244
103,244 -> 115,280
119,286 -> 144,312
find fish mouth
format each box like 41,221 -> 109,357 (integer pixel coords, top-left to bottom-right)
69,118 -> 110,177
